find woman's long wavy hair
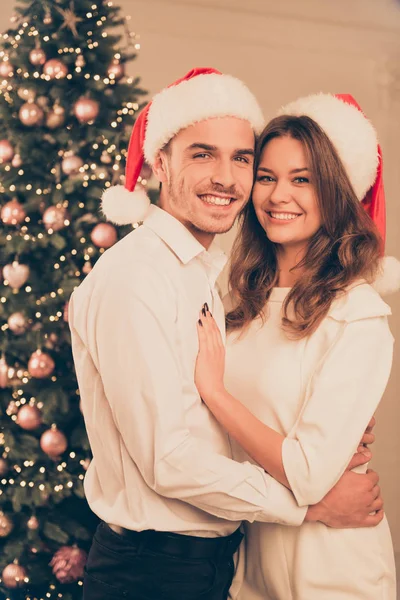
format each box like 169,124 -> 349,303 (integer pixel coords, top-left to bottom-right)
226,115 -> 381,338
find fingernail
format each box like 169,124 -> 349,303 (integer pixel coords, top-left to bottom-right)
363,450 -> 372,458
202,308 -> 206,317
198,319 -> 203,326
204,302 -> 209,312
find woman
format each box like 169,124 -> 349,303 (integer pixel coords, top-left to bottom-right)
194,94 -> 397,599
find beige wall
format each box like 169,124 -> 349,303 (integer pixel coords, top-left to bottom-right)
2,0 -> 399,562
125,0 -> 400,551
126,0 -> 400,564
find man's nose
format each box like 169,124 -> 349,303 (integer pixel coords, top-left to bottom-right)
210,159 -> 235,189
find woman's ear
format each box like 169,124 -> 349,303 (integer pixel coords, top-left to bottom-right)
152,151 -> 169,184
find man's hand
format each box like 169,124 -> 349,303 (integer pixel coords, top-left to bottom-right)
345,415 -> 375,471
305,469 -> 383,528
360,415 -> 376,446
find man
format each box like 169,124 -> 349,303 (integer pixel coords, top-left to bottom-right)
69,68 -> 381,600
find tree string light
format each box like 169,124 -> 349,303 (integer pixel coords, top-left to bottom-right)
0,0 -> 147,594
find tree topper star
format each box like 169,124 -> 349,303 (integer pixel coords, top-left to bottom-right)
55,1 -> 83,38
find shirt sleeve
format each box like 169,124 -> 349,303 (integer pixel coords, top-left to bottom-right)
282,312 -> 394,506
84,261 -> 306,526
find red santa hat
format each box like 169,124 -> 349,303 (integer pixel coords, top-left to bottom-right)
278,92 -> 400,296
102,67 -> 265,226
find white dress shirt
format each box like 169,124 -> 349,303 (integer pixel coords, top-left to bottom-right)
69,205 -> 306,537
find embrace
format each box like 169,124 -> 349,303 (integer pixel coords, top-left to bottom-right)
69,67 -> 397,599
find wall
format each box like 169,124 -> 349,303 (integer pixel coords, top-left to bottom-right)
123,0 -> 400,554
120,0 -> 400,569
1,0 -> 400,571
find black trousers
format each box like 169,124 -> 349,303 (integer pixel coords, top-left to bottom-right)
83,522 -> 242,600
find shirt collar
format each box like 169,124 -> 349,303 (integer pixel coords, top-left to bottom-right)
143,205 -> 227,278
199,239 -> 228,287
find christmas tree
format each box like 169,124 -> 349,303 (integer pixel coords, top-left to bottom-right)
0,0 -> 147,597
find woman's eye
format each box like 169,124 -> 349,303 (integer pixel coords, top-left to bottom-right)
293,177 -> 309,183
256,175 -> 275,183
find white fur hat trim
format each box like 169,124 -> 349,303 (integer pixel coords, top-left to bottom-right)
144,73 -> 265,165
279,93 -> 379,201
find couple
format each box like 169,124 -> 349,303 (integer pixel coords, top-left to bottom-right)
69,67 -> 397,599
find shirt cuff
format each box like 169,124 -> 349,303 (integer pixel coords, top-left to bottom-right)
282,436 -> 312,507
255,468 -> 307,526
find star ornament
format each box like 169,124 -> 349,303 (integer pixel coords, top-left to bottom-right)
55,1 -> 83,38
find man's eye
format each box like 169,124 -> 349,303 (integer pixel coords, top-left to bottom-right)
193,153 -> 210,159
234,156 -> 249,163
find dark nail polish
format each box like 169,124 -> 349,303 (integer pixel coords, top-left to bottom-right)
202,308 -> 206,317
198,319 -> 203,326
204,302 -> 209,312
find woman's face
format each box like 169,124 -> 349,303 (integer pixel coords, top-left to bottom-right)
252,135 -> 321,254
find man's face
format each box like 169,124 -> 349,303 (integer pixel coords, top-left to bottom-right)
155,117 -> 255,246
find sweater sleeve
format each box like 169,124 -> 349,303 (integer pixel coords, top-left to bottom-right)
281,285 -> 394,506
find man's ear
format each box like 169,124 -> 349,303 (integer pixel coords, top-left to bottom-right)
152,151 -> 169,184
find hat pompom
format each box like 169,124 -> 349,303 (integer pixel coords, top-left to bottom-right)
101,185 -> 151,225
372,256 -> 400,296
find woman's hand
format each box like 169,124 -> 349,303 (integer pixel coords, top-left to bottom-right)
195,303 -> 289,487
195,303 -> 226,404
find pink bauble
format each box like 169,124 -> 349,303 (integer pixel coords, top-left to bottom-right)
11,153 -> 22,168
1,198 -> 26,225
27,515 -> 39,530
82,261 -> 92,275
43,59 -> 68,80
36,95 -> 49,108
63,301 -> 69,323
0,458 -> 8,476
0,61 -> 13,78
75,54 -> 85,68
17,87 -> 36,103
50,546 -> 87,584
8,311 -> 28,335
107,61 -> 125,81
0,357 -> 9,388
45,333 -> 59,350
7,400 -> 18,415
17,405 -> 42,431
74,97 -> 100,123
61,154 -> 83,175
100,150 -> 112,164
29,47 -> 46,66
43,205 -> 68,232
3,261 -> 30,290
28,350 -> 55,379
2,563 -> 27,589
0,140 -> 14,163
40,427 -> 68,459
46,107 -> 65,129
90,223 -> 118,248
0,512 -> 13,537
19,102 -> 44,127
